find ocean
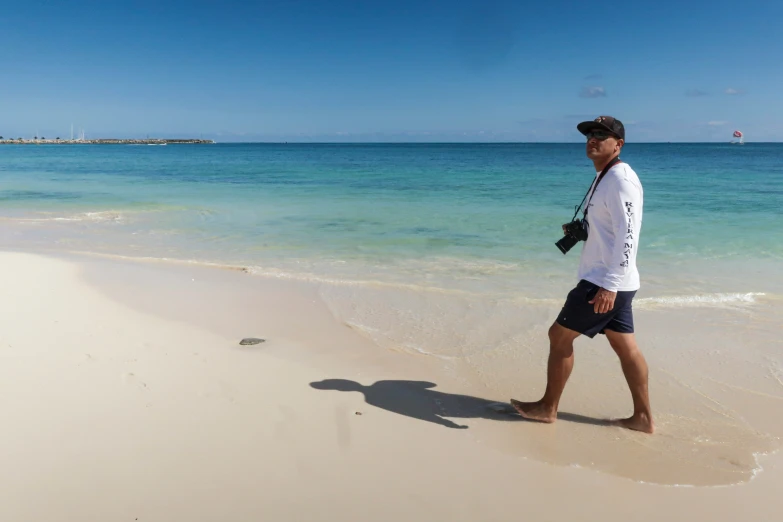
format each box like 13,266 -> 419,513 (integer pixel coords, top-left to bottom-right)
2,143 -> 782,339
2,142 -> 781,293
2,142 -> 782,484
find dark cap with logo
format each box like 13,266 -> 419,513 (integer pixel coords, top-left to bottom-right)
577,116 -> 625,140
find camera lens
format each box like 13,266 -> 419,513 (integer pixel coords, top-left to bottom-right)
555,234 -> 579,255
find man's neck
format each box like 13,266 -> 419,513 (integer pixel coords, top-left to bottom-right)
593,155 -> 620,172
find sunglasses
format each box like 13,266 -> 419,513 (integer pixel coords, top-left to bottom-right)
586,131 -> 618,141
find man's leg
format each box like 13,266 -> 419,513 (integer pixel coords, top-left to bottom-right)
604,329 -> 654,434
511,322 -> 581,423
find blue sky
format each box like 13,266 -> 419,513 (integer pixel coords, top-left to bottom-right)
1,0 -> 781,142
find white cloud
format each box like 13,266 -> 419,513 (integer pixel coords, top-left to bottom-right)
707,121 -> 728,126
725,88 -> 744,95
580,86 -> 606,98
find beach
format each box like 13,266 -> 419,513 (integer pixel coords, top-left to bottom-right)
1,250 -> 781,521
1,143 -> 781,519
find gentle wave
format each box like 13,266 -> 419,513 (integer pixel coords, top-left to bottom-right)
243,266 -> 487,296
64,250 -> 776,309
635,292 -> 767,309
64,250 -> 251,272
0,211 -> 125,223
225,269 -> 777,310
0,203 -> 204,225
65,211 -> 123,223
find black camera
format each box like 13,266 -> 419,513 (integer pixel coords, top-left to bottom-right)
555,218 -> 588,255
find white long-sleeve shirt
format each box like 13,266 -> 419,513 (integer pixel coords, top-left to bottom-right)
577,162 -> 643,292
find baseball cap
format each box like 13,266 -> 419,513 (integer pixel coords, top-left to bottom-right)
577,116 -> 625,140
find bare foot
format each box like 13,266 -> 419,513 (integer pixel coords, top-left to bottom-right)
611,413 -> 654,434
509,399 -> 557,424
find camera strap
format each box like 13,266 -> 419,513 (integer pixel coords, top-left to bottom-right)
571,156 -> 622,221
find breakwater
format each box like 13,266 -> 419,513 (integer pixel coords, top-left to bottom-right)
0,138 -> 214,145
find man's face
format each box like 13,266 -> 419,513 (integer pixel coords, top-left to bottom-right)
585,130 -> 623,162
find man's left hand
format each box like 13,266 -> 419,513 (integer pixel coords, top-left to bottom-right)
589,288 -> 617,314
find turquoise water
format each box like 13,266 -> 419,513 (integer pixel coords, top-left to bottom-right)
1,143 -> 781,298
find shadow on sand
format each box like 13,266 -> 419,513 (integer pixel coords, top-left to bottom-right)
310,379 -> 610,430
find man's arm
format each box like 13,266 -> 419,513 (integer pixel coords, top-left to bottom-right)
590,176 -> 641,313
604,176 -> 641,291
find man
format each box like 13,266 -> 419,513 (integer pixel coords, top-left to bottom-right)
511,116 -> 654,434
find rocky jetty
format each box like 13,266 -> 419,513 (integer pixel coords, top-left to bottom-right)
0,138 -> 215,145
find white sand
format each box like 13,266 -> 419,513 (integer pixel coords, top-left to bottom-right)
0,251 -> 781,521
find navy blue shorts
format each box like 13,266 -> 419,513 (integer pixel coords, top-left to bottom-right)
556,280 -> 637,338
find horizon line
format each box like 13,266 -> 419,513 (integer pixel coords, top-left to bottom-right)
206,140 -> 779,145
3,138 -> 775,145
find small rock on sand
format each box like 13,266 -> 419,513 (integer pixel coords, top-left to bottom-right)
239,338 -> 266,346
